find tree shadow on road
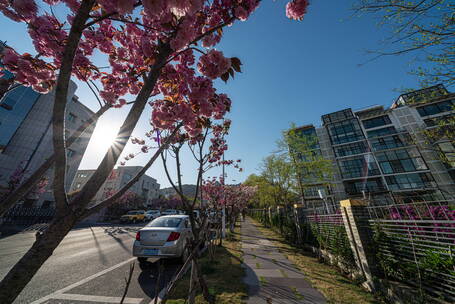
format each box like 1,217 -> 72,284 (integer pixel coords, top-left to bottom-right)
137,259 -> 181,300
90,227 -> 108,265
102,226 -> 136,253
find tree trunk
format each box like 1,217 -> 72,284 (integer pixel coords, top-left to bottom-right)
188,260 -> 197,304
0,211 -> 78,303
194,257 -> 212,303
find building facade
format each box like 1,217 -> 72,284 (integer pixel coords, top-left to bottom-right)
70,166 -> 160,208
0,42 -> 96,208
295,85 -> 455,208
159,184 -> 199,199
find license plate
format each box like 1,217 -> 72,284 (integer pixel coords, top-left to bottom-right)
143,249 -> 159,255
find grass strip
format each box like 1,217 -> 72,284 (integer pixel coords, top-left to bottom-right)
250,218 -> 384,304
167,226 -> 247,304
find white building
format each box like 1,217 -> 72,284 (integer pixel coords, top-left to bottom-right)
70,166 -> 160,207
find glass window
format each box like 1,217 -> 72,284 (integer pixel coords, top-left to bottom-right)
385,173 -> 434,190
147,217 -> 182,227
322,109 -> 354,125
417,100 -> 454,117
339,155 -> 380,179
437,142 -> 455,168
370,135 -> 406,151
362,115 -> 391,129
67,149 -> 75,158
334,141 -> 368,157
367,126 -> 397,138
376,149 -> 427,174
328,119 -> 364,145
381,162 -> 393,174
344,178 -> 385,195
68,112 -> 77,122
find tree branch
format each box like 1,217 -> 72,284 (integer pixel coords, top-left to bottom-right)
51,0 -> 95,216
81,123 -> 182,218
70,42 -> 172,212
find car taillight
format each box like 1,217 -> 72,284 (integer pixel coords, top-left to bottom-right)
167,232 -> 180,242
136,231 -> 140,241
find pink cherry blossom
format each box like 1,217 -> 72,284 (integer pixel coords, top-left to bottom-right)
286,0 -> 309,20
11,0 -> 37,21
197,50 -> 231,79
98,0 -> 136,15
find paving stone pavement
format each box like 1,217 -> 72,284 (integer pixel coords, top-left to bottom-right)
241,218 -> 326,304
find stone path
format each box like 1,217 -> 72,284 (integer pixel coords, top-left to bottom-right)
241,218 -> 326,304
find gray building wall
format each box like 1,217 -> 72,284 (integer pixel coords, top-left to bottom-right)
0,80 -> 96,207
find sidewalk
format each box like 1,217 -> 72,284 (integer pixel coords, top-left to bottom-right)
241,218 -> 326,304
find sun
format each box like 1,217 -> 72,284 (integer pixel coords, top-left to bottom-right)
89,121 -> 121,153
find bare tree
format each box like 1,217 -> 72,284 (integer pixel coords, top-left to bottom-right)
354,0 -> 454,87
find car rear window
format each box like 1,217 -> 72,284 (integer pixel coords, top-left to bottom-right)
147,217 -> 182,227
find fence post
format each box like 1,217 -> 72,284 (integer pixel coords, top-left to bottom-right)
340,199 -> 379,291
293,204 -> 303,245
277,206 -> 282,233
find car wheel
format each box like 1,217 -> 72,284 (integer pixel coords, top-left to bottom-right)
138,257 -> 147,263
138,257 -> 149,270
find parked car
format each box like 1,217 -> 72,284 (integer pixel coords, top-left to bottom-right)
145,210 -> 161,221
120,210 -> 146,223
186,210 -> 200,220
133,215 -> 192,263
161,209 -> 178,216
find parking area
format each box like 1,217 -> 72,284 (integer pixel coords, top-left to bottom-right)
0,225 -> 183,304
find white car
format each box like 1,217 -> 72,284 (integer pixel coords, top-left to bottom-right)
133,215 -> 193,264
145,210 -> 161,221
162,209 -> 178,216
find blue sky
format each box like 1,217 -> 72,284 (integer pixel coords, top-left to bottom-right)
1,1 -> 423,188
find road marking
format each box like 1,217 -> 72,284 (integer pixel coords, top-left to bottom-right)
31,257 -> 136,304
51,293 -> 143,304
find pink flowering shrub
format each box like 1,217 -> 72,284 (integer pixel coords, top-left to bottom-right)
385,203 -> 455,242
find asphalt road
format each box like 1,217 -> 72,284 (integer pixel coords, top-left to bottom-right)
0,225 -> 181,304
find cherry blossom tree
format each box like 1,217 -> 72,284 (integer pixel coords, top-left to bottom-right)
0,163 -> 48,203
202,177 -> 256,232
157,119 -> 238,303
148,196 -> 184,210
0,0 -> 309,302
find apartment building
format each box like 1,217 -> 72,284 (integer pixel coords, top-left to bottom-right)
295,85 -> 455,208
0,42 -> 96,208
70,166 -> 160,208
